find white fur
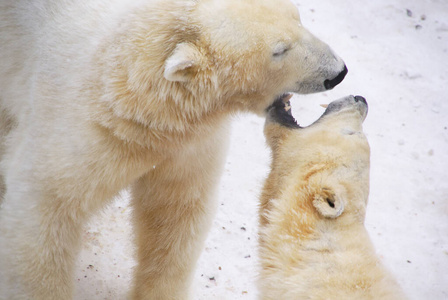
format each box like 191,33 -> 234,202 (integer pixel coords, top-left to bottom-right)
259,96 -> 406,299
0,0 -> 347,299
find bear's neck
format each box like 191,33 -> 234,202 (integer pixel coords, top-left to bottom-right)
259,219 -> 401,298
259,215 -> 380,280
86,2 -> 230,150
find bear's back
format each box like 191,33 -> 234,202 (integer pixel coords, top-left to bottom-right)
0,0 -> 139,117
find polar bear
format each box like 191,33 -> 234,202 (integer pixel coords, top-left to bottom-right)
0,0 -> 347,299
259,95 -> 406,299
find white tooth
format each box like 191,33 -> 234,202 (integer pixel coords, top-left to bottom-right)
320,104 -> 328,108
282,93 -> 293,103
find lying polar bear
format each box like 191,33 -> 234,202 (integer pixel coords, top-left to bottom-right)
259,95 -> 406,299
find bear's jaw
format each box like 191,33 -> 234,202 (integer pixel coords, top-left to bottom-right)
319,95 -> 368,122
265,94 -> 368,132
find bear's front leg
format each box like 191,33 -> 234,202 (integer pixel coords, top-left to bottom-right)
0,187 -> 87,300
130,127 -> 229,300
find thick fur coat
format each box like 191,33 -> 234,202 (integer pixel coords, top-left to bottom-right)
0,0 -> 347,299
259,95 -> 406,299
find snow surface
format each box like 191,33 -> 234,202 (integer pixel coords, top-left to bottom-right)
74,0 -> 448,299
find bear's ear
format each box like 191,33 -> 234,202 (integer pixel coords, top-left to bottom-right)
312,187 -> 344,218
164,43 -> 200,82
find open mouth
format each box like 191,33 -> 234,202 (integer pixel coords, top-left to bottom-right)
267,94 -> 368,128
266,93 -> 300,128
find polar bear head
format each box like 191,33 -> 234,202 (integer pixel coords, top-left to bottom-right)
262,95 -> 370,225
159,0 -> 347,114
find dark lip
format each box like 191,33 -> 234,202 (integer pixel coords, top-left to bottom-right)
268,93 -> 293,110
266,93 -> 300,128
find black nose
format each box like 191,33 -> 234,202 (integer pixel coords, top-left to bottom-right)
354,95 -> 367,104
324,65 -> 348,90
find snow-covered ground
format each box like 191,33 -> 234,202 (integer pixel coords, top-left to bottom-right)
74,0 -> 448,299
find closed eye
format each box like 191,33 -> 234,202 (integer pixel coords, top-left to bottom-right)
272,43 -> 291,58
273,47 -> 288,57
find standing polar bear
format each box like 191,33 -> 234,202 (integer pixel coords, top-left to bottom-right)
259,95 -> 406,299
0,0 -> 347,299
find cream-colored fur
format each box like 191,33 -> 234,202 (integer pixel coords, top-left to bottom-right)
259,95 -> 406,299
0,0 -> 347,299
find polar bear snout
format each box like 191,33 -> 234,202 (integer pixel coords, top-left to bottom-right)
324,65 -> 348,90
321,95 -> 368,121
